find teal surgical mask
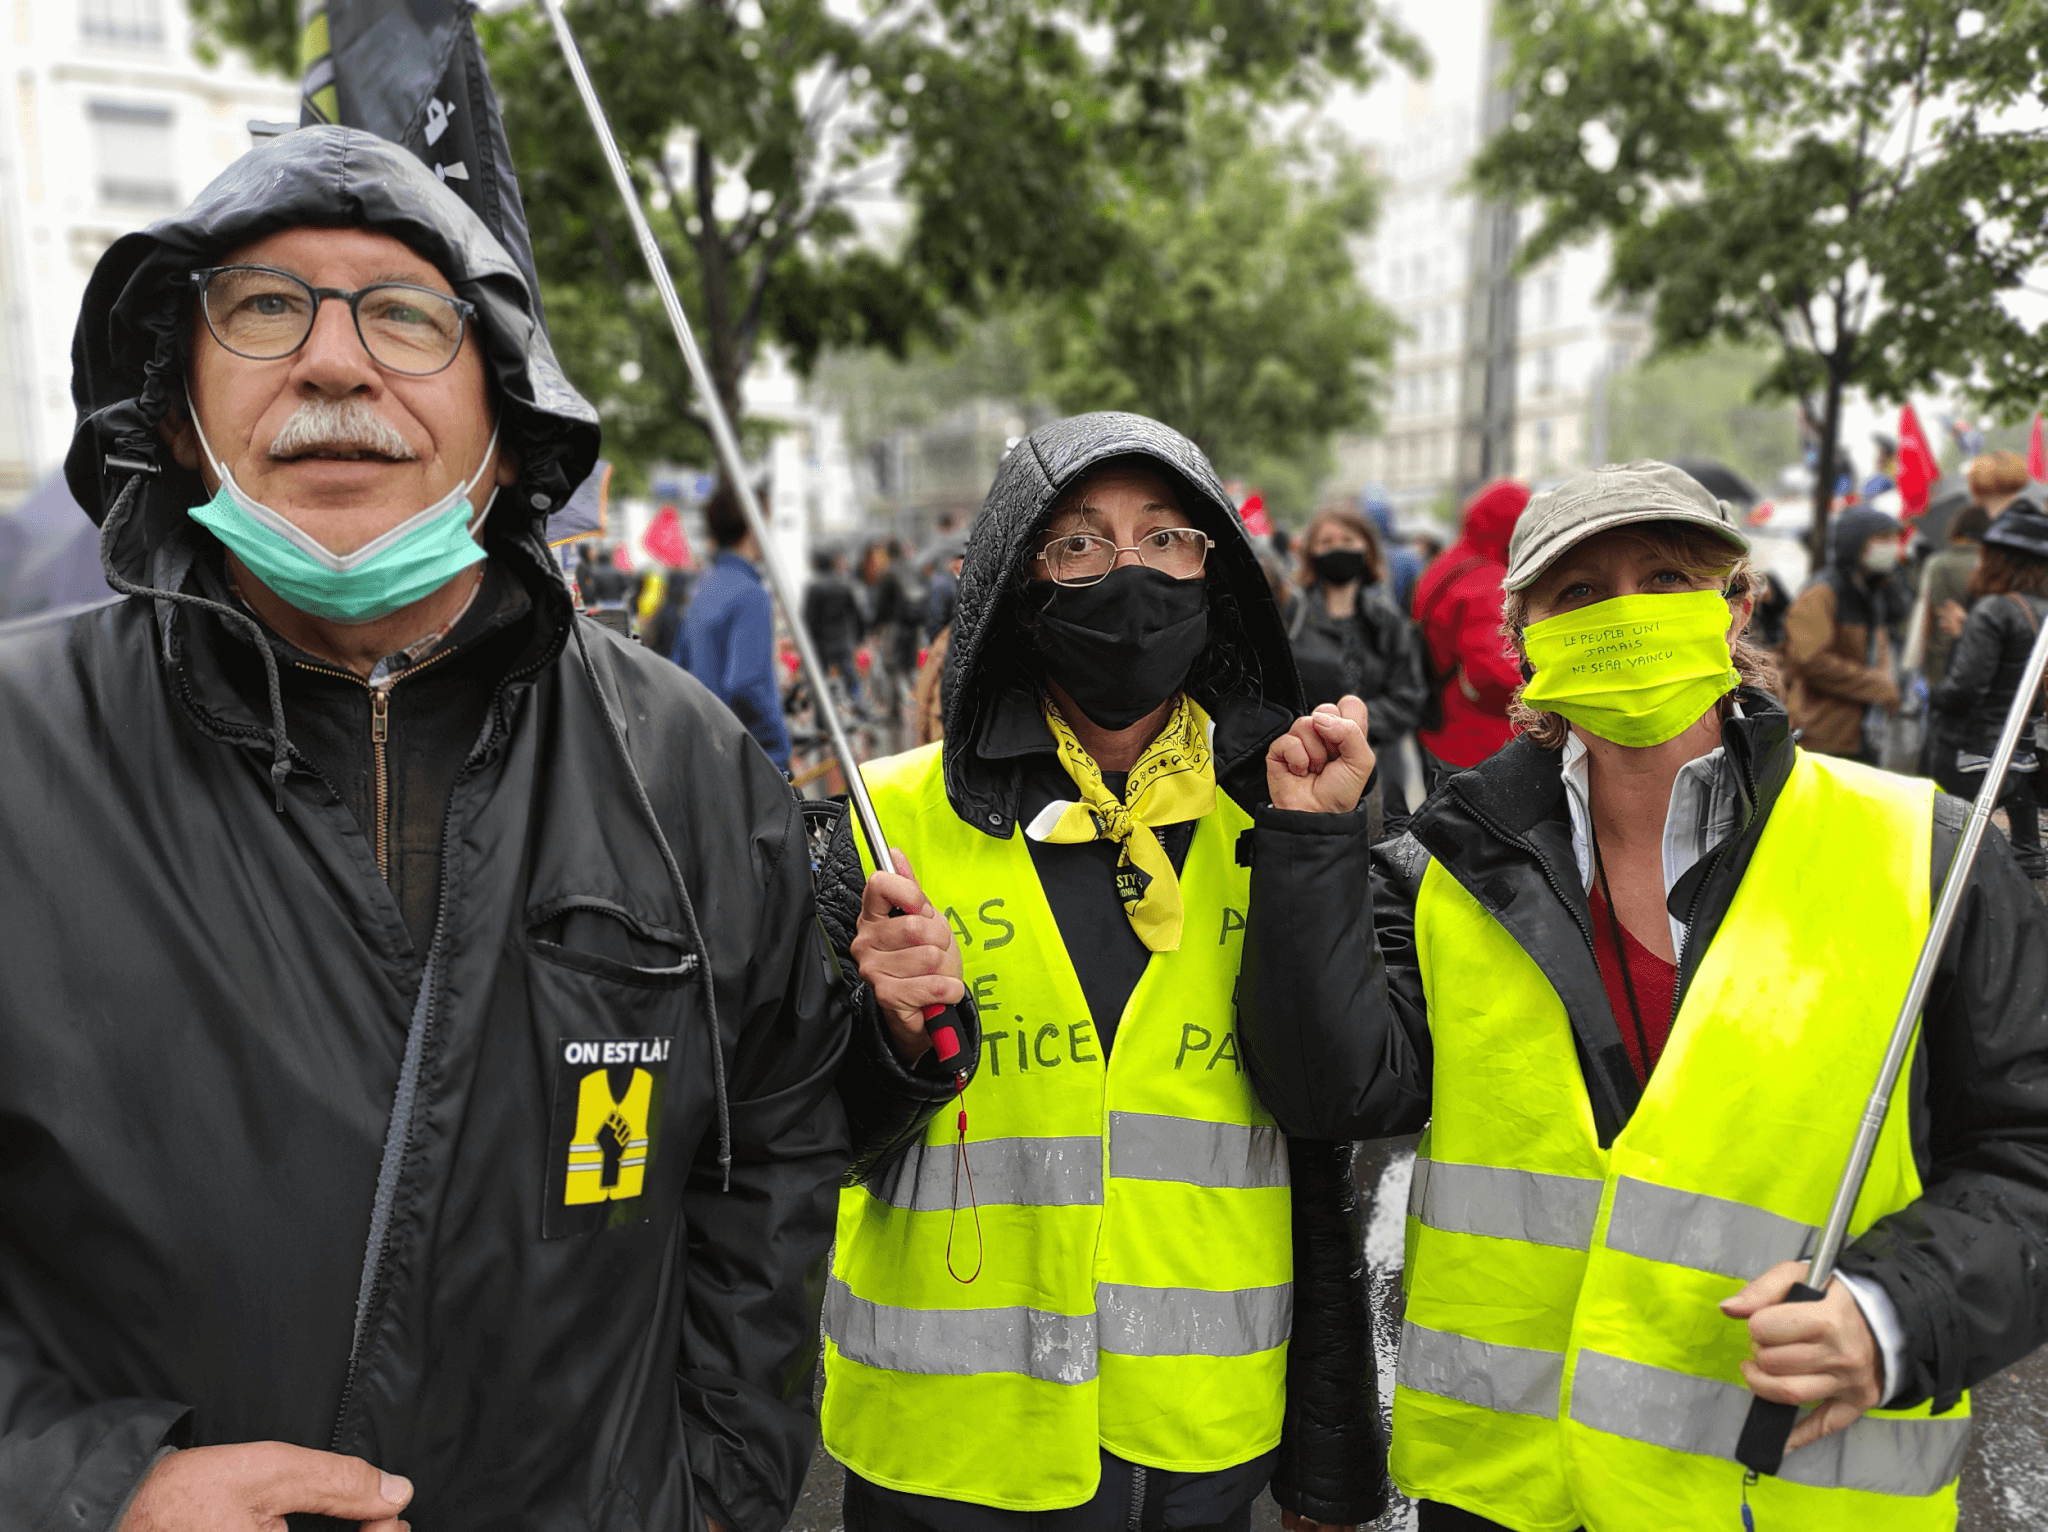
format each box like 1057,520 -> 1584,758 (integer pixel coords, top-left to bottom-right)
183,393 -> 499,625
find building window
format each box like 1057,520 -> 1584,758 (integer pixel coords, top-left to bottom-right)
1536,419 -> 1555,469
1536,346 -> 1556,396
91,102 -> 178,207
1542,275 -> 1560,327
81,0 -> 165,47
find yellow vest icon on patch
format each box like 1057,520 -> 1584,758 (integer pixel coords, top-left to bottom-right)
564,1066 -> 654,1205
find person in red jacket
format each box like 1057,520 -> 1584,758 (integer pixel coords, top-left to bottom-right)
1413,478 -> 1531,777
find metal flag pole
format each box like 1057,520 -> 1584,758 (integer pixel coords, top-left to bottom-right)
539,0 -> 959,1062
1737,606 -> 2048,1477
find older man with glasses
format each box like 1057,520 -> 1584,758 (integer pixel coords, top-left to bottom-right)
0,126 -> 875,1532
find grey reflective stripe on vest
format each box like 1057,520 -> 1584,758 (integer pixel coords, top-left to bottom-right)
1603,1177 -> 1816,1281
1096,1282 -> 1292,1357
1107,1113 -> 1289,1191
1571,1349 -> 1970,1497
1397,1320 -> 1565,1419
823,1276 -> 1098,1385
1407,1157 -> 1603,1251
867,1135 -> 1103,1210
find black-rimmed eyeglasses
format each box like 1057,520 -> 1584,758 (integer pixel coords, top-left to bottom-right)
190,264 -> 477,377
1035,528 -> 1214,586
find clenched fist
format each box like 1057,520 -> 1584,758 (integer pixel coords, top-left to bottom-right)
851,849 -> 967,1062
1265,697 -> 1374,815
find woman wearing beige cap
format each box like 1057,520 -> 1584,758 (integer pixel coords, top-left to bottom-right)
1234,461 -> 2048,1532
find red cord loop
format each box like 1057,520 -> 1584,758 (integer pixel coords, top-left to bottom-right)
944,1073 -> 982,1284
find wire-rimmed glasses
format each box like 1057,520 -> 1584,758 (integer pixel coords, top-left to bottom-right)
1035,527 -> 1214,587
191,264 -> 477,377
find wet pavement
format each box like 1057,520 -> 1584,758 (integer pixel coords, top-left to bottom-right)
791,1137 -> 2048,1531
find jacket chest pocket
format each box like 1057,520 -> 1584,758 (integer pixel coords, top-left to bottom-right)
525,896 -> 701,1238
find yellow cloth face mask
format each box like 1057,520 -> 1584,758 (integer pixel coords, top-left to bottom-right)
1028,694 -> 1216,951
1518,588 -> 1740,747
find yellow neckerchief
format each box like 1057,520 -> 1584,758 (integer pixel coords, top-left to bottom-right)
1025,694 -> 1216,952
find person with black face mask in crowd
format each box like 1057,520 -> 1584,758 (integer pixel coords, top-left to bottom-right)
1286,508 -> 1428,822
813,413 -> 1386,1532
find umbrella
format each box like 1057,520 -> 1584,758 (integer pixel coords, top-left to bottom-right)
0,474 -> 109,620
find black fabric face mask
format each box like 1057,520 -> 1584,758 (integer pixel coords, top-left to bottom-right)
1311,548 -> 1367,587
1027,565 -> 1210,730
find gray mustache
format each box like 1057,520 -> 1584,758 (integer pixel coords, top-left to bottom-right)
269,398 -> 417,461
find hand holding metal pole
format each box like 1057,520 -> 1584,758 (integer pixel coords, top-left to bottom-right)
1736,608 -> 2048,1476
540,0 -> 958,1060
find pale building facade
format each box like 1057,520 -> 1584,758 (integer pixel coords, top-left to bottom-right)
1329,0 -> 1647,519
0,0 -> 297,508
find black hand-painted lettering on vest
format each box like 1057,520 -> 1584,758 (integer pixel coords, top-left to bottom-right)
1220,907 -> 1246,944
1034,1024 -> 1064,1068
1208,1030 -> 1241,1072
1176,1023 -> 1213,1069
973,972 -> 999,1007
979,899 -> 1016,949
1069,1021 -> 1098,1064
946,906 -> 974,948
1015,1024 -> 1030,1072
982,1030 -> 1009,1076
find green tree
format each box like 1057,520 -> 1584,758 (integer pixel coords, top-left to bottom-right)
1030,103 -> 1395,495
190,0 -> 1420,484
1474,0 -> 2048,565
1604,341 -> 1800,495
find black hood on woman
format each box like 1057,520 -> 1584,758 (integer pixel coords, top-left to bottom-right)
940,411 -> 1301,835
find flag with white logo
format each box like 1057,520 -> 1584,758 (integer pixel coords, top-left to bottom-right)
297,0 -> 544,319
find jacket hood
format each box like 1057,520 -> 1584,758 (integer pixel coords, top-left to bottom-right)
65,125 -> 599,565
941,411 -> 1300,829
1829,505 -> 1900,571
1457,479 -> 1529,564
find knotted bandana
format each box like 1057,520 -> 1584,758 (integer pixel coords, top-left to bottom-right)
1026,694 -> 1216,952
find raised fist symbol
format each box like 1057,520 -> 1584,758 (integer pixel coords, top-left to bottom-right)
597,1108 -> 631,1188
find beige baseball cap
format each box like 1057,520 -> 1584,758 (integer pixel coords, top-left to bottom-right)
1503,460 -> 1750,592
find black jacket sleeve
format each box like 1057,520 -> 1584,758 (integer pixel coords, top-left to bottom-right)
1363,602 -> 1430,745
1270,1140 -> 1387,1524
1239,807 -> 1435,1141
817,809 -> 983,1184
676,789 -> 852,1532
1927,599 -> 2005,723
1835,794 -> 2048,1410
0,1306 -> 190,1532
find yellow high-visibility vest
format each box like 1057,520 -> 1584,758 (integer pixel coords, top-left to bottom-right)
1395,749 -> 1969,1531
822,741 -> 1291,1510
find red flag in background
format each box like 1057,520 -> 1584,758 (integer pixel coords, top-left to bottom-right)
1239,493 -> 1272,537
642,505 -> 692,568
1896,404 -> 1938,516
2029,413 -> 2047,481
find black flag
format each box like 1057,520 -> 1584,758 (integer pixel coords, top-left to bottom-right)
298,0 -> 544,318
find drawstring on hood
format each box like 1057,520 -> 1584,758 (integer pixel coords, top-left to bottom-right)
566,616 -> 732,1189
99,472 -> 296,810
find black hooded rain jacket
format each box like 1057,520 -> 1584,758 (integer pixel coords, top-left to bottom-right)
2,127 -> 849,1532
820,413 -> 1388,1525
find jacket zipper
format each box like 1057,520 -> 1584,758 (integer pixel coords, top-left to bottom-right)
291,647 -> 459,880
328,629 -> 562,1451
1448,791 -> 1599,960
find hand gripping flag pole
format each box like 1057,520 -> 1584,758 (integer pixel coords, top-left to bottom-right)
1736,605 -> 2048,1478
541,0 -> 959,1063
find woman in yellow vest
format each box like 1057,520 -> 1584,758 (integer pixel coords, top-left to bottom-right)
816,412 -> 1386,1532
1238,461 -> 2048,1532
